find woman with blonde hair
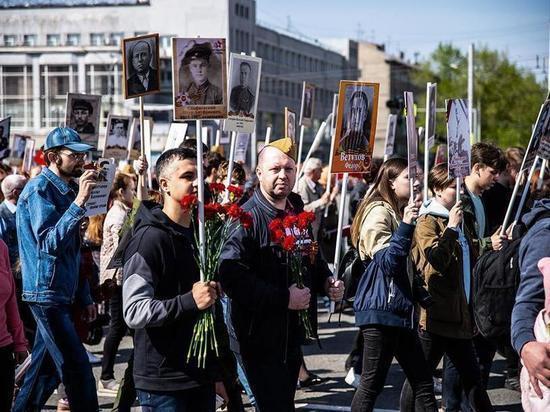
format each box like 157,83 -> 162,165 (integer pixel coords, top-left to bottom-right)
350,157 -> 437,412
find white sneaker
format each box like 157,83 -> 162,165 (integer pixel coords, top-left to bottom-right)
86,351 -> 101,364
97,379 -> 120,397
345,367 -> 361,388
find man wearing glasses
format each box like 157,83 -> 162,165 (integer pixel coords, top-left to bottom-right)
13,127 -> 99,412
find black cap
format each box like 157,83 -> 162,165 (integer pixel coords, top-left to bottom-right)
72,99 -> 93,114
183,42 -> 212,65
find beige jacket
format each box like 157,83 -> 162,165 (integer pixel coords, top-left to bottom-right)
357,200 -> 400,261
100,200 -> 130,285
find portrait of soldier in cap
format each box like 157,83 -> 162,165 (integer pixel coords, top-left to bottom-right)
229,61 -> 255,114
65,93 -> 101,144
180,41 -> 223,106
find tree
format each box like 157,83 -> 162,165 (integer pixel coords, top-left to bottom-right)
413,43 -> 546,148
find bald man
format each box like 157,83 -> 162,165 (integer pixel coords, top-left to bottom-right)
219,138 -> 343,411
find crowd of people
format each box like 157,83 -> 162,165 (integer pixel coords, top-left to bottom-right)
0,125 -> 548,412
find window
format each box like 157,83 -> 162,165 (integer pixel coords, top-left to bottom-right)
23,35 -> 37,47
244,6 -> 249,19
109,32 -> 123,46
90,33 -> 104,46
235,3 -> 239,15
0,65 -> 33,128
4,35 -> 17,46
46,34 -> 60,47
40,65 -> 78,128
66,33 -> 80,46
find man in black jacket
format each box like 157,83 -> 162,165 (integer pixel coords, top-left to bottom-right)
219,138 -> 344,411
122,148 -> 222,410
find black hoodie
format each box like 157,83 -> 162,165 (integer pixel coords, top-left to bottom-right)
122,201 -> 212,392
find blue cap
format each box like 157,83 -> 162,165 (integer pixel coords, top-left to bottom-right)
44,127 -> 95,152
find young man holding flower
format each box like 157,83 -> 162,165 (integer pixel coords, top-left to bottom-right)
219,138 -> 344,411
122,148 -> 224,411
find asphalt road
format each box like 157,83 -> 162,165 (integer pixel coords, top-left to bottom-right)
41,306 -> 522,411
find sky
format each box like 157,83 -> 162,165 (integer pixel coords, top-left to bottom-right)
257,0 -> 549,83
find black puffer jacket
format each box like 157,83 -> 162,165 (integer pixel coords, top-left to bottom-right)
219,189 -> 331,361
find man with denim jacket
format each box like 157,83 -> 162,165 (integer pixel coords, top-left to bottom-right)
13,127 -> 99,412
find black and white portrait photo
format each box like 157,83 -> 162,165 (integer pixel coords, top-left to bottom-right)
339,86 -> 374,152
300,82 -> 315,127
13,134 -> 29,159
172,38 -> 227,120
0,117 -> 11,159
103,115 -> 131,159
65,93 -> 101,146
225,53 -> 262,133
122,33 -> 161,99
285,107 -> 296,141
426,83 -> 437,143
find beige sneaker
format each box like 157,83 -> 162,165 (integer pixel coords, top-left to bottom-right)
97,379 -> 120,397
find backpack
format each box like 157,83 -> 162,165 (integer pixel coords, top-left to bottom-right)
473,209 -> 550,341
338,247 -> 370,303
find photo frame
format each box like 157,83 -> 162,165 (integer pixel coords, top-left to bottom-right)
330,81 -> 379,174
65,93 -> 102,146
122,33 -> 161,99
225,53 -> 262,133
299,82 -> 316,128
172,37 -> 228,120
103,115 -> 131,160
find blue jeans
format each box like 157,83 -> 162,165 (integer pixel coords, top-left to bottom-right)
136,385 -> 215,412
220,295 -> 256,406
12,303 -> 98,412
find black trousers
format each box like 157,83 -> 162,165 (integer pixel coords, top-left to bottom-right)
101,286 -> 128,381
351,325 -> 437,412
241,347 -> 301,412
400,329 -> 492,412
0,344 -> 15,412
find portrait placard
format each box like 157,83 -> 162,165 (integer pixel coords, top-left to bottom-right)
299,82 -> 316,128
525,100 -> 550,167
103,115 -> 131,160
285,107 -> 296,141
164,123 -> 189,152
426,83 -> 437,149
234,133 -> 250,164
225,53 -> 262,133
434,144 -> 448,165
84,158 -> 117,217
12,134 -> 30,159
172,38 -> 227,120
122,33 -> 161,99
22,138 -> 35,172
446,99 -> 471,179
384,114 -> 397,157
535,106 -> 550,161
0,117 -> 11,159
127,117 -> 154,160
405,92 -> 418,180
65,93 -> 101,147
330,81 -> 379,174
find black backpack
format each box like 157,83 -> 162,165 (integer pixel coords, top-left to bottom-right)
473,209 -> 550,341
338,247 -> 370,303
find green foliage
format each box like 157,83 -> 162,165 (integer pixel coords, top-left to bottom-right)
413,43 -> 547,148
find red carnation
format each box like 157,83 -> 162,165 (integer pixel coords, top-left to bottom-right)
296,211 -> 315,229
268,218 -> 284,232
209,182 -> 225,194
180,194 -> 198,210
226,203 -> 243,219
227,185 -> 244,198
283,215 -> 298,229
282,235 -> 296,251
204,203 -> 219,219
271,228 -> 285,243
240,211 -> 253,229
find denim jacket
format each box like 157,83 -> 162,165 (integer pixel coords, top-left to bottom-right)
17,167 -> 91,305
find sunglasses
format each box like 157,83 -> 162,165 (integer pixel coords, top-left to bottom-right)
59,151 -> 87,161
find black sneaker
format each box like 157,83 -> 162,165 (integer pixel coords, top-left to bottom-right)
504,377 -> 521,392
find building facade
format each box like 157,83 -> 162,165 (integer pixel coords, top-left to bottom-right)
0,0 -> 356,153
